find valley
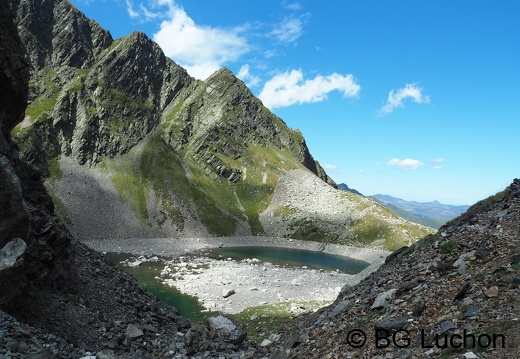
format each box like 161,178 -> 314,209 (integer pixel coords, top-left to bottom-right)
95,236 -> 388,343
1,0 -> 519,358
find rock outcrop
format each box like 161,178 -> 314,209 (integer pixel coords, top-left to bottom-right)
1,0 -> 76,308
264,180 -> 520,358
1,2 -> 259,358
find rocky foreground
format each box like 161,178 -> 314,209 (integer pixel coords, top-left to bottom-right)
262,179 -> 520,358
1,241 -> 262,358
2,1 -> 520,358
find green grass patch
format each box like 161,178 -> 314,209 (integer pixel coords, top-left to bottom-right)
26,90 -> 59,121
112,170 -> 149,226
352,215 -> 394,246
106,136 -> 239,234
468,189 -> 507,212
231,301 -> 329,343
105,38 -> 122,53
47,157 -> 63,181
48,189 -> 71,224
288,218 -> 332,242
440,240 -> 457,254
233,143 -> 301,234
274,205 -> 297,219
26,70 -> 60,121
185,156 -> 238,236
43,157 -> 70,223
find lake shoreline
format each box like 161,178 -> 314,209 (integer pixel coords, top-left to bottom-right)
85,237 -> 391,315
83,236 -> 390,264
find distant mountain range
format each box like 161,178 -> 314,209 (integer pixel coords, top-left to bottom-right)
337,184 -> 469,229
336,183 -> 363,196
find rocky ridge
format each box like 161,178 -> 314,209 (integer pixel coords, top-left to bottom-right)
1,4 -> 259,358
11,0 -> 432,246
261,169 -> 432,249
263,180 -> 520,358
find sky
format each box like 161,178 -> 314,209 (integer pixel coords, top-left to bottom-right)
71,0 -> 520,205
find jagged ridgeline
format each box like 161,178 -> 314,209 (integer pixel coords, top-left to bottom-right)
11,0 -> 434,249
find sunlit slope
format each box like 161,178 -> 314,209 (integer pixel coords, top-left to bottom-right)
12,0 -> 434,248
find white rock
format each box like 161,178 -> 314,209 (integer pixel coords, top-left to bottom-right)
463,352 -> 479,359
371,288 -> 397,310
222,288 -> 236,298
260,339 -> 272,347
0,238 -> 27,270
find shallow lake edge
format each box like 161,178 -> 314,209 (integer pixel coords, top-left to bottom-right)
83,236 -> 390,263
85,236 -> 390,288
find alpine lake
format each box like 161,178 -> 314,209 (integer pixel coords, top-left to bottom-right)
106,246 -> 369,322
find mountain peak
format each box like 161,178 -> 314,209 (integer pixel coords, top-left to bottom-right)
13,0 -> 430,245
210,67 -> 236,78
13,0 -> 113,72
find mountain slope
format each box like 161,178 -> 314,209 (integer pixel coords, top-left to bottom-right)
373,194 -> 469,225
12,0 -> 433,249
265,180 -> 520,358
2,4 -> 253,358
337,182 -> 363,196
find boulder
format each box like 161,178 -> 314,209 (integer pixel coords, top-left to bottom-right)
207,315 -> 246,344
371,288 -> 397,310
222,288 -> 235,298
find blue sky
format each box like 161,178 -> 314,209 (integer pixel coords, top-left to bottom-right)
71,0 -> 520,205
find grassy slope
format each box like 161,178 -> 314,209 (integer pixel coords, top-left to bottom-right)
104,133 -> 306,237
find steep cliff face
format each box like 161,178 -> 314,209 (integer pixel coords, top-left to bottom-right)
12,0 -> 433,247
13,0 -> 112,72
1,5 -> 257,357
12,0 -> 192,167
1,0 -> 75,309
0,2 -> 31,298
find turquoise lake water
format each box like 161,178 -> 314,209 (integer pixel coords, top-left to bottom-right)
202,246 -> 369,274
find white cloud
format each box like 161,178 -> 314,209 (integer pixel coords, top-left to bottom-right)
430,157 -> 446,163
323,164 -> 339,171
125,0 -> 164,21
282,1 -> 302,11
258,69 -> 360,109
269,17 -> 303,44
387,158 -> 424,170
150,0 -> 249,79
125,0 -> 140,18
378,83 -> 430,116
237,64 -> 261,88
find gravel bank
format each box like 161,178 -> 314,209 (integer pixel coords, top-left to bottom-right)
160,256 -> 354,314
84,236 -> 389,263
85,237 -> 389,314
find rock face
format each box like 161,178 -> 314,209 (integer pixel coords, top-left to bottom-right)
11,0 -> 432,247
1,0 -> 75,308
264,180 -> 520,358
1,3 -> 260,358
0,0 -> 30,244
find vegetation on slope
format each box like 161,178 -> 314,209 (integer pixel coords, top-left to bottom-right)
103,133 -> 307,237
